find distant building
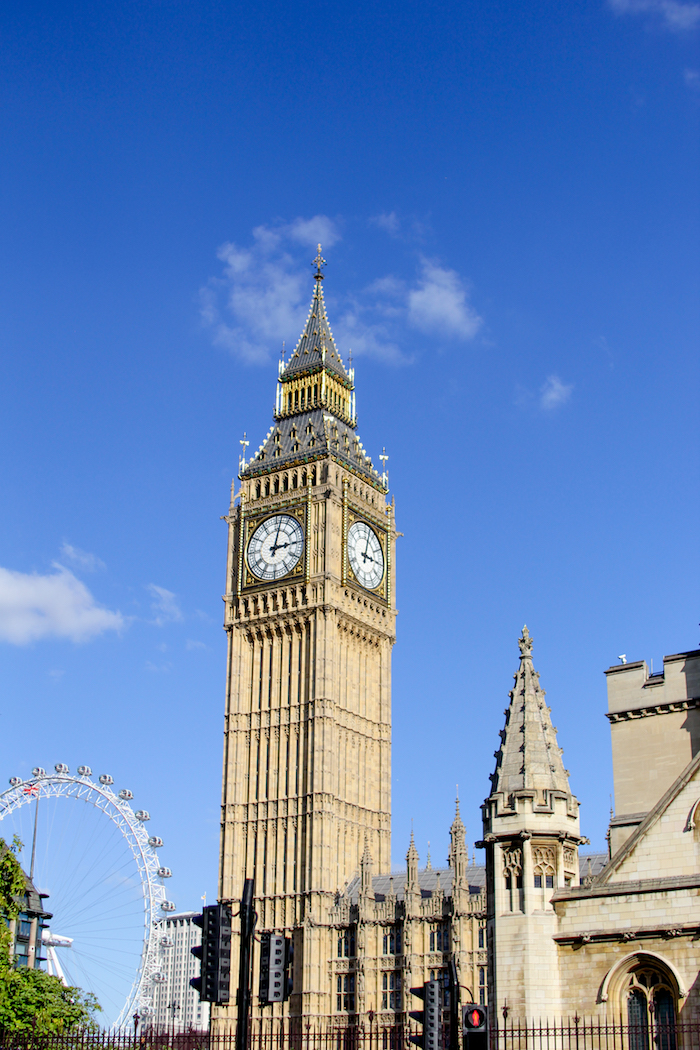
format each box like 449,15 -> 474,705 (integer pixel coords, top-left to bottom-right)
152,912 -> 210,1031
483,629 -> 700,1024
8,870 -> 51,970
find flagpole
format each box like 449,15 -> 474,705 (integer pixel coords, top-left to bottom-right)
29,788 -> 40,881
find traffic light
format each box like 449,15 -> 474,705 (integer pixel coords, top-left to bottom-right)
462,1004 -> 488,1050
258,932 -> 293,1004
190,903 -> 233,1004
409,980 -> 441,1050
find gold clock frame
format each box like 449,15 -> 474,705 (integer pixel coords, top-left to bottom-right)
341,478 -> 391,605
239,504 -> 306,591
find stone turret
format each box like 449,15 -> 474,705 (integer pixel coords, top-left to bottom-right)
481,627 -> 583,1022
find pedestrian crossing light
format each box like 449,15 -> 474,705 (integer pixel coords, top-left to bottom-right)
462,1004 -> 488,1050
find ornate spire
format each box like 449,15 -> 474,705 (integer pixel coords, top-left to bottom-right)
243,252 -> 382,486
281,247 -> 348,381
489,626 -> 570,797
449,797 -> 467,884
406,829 -> 419,888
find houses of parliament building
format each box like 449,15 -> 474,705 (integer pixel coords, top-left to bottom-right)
212,250 -> 700,1029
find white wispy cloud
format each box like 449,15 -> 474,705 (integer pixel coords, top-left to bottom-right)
407,259 -> 483,339
540,375 -> 574,410
186,639 -> 208,651
202,219 -> 483,365
369,212 -> 401,236
147,584 -> 183,625
59,543 -> 105,572
684,67 -> 700,87
0,565 -> 124,645
609,0 -> 700,30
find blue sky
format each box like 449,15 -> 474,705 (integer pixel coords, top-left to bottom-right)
0,0 -> 698,1015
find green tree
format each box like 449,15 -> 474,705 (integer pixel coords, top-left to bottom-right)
0,836 -> 101,1034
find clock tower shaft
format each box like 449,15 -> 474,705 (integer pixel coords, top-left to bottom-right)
217,255 -> 397,1018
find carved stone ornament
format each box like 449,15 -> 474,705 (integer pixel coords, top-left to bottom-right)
532,845 -> 556,868
518,625 -> 534,657
502,847 -> 523,875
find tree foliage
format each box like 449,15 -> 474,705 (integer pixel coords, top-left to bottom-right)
0,835 -> 101,1034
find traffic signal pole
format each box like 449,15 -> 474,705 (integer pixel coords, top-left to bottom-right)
236,879 -> 256,1050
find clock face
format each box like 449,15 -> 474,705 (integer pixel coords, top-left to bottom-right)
247,514 -> 304,581
347,521 -> 384,590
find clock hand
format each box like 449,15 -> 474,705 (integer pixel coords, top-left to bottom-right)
271,517 -> 283,553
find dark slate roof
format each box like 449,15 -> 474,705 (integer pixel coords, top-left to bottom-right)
344,865 -> 486,903
578,852 -> 608,879
282,279 -> 349,382
244,409 -> 382,486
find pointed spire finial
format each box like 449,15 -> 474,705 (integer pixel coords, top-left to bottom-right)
426,841 -> 432,870
518,624 -> 533,658
313,243 -> 326,281
239,432 -> 249,474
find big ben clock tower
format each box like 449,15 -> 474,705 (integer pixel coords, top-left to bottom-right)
217,248 -> 397,1021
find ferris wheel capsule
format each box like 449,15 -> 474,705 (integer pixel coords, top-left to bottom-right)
119,789 -> 134,800
151,972 -> 166,984
160,936 -> 174,948
0,764 -> 169,1031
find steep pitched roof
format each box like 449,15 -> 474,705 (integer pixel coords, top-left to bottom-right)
490,626 -> 571,796
282,271 -> 349,381
243,409 -> 381,484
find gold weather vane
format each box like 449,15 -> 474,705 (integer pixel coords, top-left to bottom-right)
313,244 -> 326,280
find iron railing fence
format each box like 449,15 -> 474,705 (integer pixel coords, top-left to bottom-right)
0,1018 -> 694,1050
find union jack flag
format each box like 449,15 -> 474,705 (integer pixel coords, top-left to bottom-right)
22,782 -> 39,797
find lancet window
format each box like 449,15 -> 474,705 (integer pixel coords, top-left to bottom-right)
429,923 -> 449,952
336,973 -> 355,1013
382,971 -> 401,1010
383,927 -> 402,955
502,845 -> 523,912
337,928 -> 356,958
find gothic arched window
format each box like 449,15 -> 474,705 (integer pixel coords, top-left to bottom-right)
619,962 -> 678,1050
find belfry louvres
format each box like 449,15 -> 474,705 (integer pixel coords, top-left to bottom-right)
214,250 -> 487,1027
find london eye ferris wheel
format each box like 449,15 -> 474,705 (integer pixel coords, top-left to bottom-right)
0,764 -> 176,1030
